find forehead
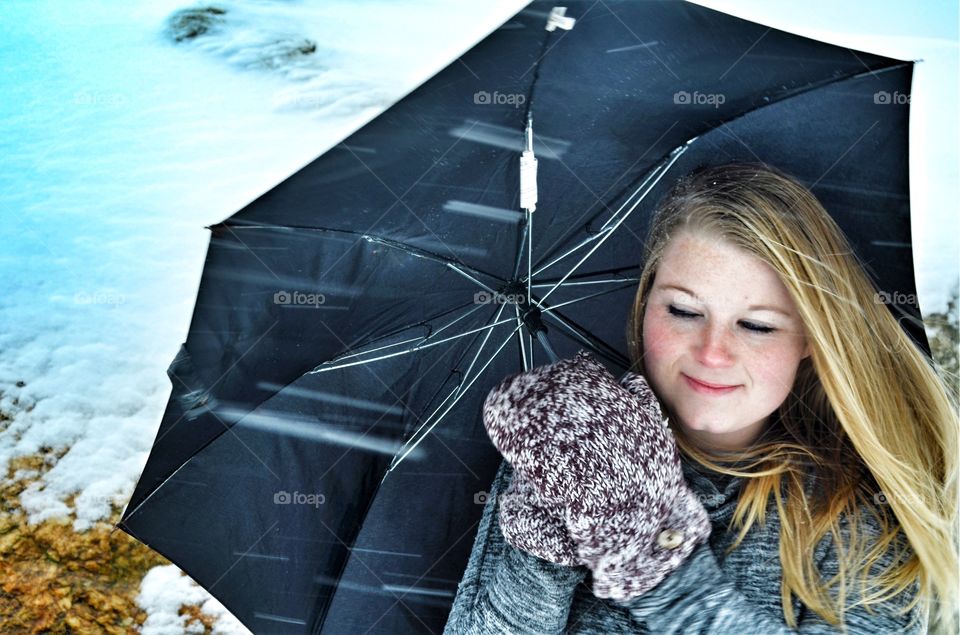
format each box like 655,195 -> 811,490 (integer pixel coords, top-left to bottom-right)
654,231 -> 797,311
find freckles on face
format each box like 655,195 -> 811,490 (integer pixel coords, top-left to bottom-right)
639,231 -> 810,451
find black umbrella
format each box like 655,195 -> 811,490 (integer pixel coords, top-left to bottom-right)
117,1 -> 927,633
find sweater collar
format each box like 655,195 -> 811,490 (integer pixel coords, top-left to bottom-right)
680,455 -> 745,512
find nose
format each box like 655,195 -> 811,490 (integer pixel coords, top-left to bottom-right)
694,322 -> 735,368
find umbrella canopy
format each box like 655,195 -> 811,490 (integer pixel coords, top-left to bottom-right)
118,1 -> 926,633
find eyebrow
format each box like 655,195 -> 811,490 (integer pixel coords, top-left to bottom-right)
655,284 -> 793,317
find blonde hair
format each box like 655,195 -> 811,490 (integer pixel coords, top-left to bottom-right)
626,162 -> 958,633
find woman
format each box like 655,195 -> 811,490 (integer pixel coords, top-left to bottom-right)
443,163 -> 958,634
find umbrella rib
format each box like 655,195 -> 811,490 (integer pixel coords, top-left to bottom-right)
386,302 -> 508,471
219,221 -> 503,287
386,307 -> 521,474
526,206 -> 533,322
387,282 -> 635,467
528,329 -> 534,369
531,276 -> 639,288
511,211 -> 530,282
594,154 -> 672,235
526,147 -> 671,280
537,281 -> 638,313
384,281 -> 634,473
525,178 -> 534,369
324,301 -> 490,365
456,302 -> 509,394
535,143 -> 689,305
307,316 -> 516,374
529,225 -> 615,280
444,262 -> 500,295
540,308 -> 630,369
515,304 -> 531,372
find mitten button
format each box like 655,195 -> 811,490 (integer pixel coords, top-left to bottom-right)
657,528 -> 684,549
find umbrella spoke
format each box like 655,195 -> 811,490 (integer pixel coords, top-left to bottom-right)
540,310 -> 630,369
526,206 -> 533,331
514,304 -> 531,371
527,142 -> 691,293
385,301 -> 510,471
528,330 -> 535,368
535,281 -> 639,313
386,307 -> 522,474
317,301 -> 490,367
444,261 -> 500,295
528,225 -> 616,281
307,311 -> 514,374
221,221 -> 503,289
456,302 -> 510,397
531,276 -> 639,288
511,211 -> 530,282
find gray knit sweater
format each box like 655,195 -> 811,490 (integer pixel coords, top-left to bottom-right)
444,457 -> 923,634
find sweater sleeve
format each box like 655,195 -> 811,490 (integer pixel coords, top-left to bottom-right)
444,460 -> 589,635
617,507 -> 923,634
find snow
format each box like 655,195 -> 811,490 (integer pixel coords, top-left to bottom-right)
0,0 -> 529,526
0,0 -> 527,629
137,565 -> 249,634
0,0 -> 955,631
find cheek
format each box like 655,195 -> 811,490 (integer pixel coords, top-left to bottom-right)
749,342 -> 805,399
642,311 -> 680,366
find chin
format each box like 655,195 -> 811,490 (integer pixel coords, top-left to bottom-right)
677,414 -> 725,433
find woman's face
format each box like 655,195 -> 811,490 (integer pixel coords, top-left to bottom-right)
641,231 -> 810,452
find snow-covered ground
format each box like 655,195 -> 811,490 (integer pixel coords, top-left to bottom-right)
0,1 -> 527,631
0,0 -> 955,632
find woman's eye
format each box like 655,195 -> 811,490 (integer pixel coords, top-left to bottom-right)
739,321 -> 776,334
667,305 -> 698,319
667,305 -> 776,334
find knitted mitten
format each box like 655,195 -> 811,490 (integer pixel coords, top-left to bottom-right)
497,469 -> 580,566
482,349 -> 711,602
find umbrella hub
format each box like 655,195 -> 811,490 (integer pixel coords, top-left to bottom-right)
512,292 -> 559,363
497,281 -> 545,337
501,280 -> 527,302
487,280 -> 547,336
519,304 -> 546,336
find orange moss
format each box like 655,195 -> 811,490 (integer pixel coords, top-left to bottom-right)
0,449 -> 215,634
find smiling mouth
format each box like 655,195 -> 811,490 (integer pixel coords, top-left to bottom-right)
682,374 -> 740,395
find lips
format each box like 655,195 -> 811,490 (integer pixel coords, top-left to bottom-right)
682,374 -> 740,395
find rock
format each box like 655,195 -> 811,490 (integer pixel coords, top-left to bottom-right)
167,6 -> 227,42
249,37 -> 319,70
163,4 -> 325,84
